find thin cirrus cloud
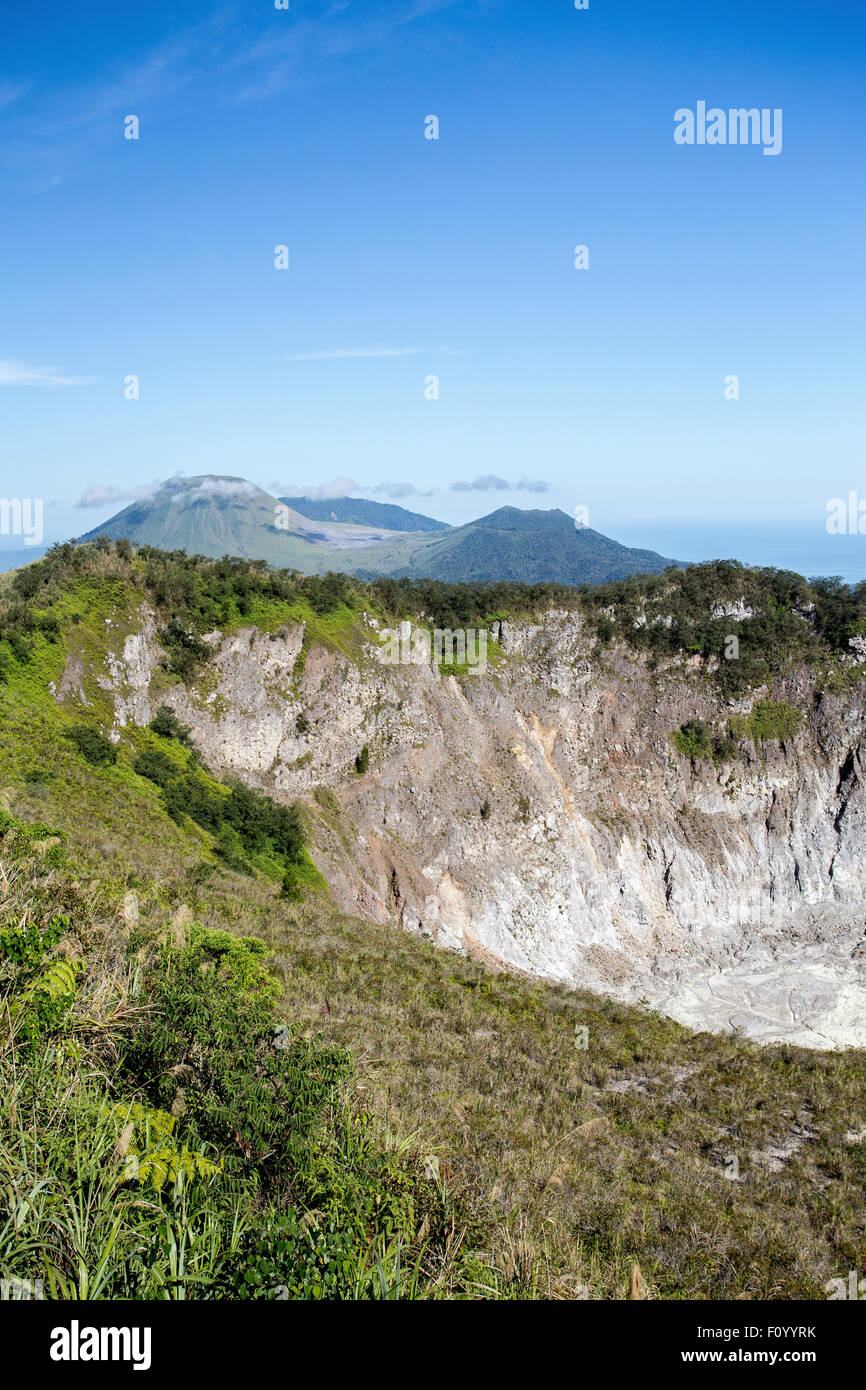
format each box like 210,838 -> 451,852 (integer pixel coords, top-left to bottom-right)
2,3 -> 462,188
450,475 -> 552,493
0,359 -> 93,387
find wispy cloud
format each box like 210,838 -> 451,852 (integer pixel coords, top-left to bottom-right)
2,2 -> 478,188
187,477 -> 260,500
76,475 -> 270,508
450,475 -> 552,493
274,477 -> 360,499
516,478 -> 553,494
367,481 -> 436,499
0,359 -> 93,388
273,477 -> 436,501
75,480 -> 162,509
289,346 -> 450,361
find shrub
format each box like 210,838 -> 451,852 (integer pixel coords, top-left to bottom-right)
711,730 -> 739,764
747,699 -> 802,742
232,1209 -> 361,1300
67,725 -> 117,767
7,632 -> 33,664
158,620 -> 211,682
0,913 -> 68,969
280,863 -> 305,901
150,705 -> 193,747
354,746 -> 370,776
134,748 -> 180,788
731,699 -> 802,744
672,719 -> 713,760
121,925 -> 348,1189
214,822 -> 251,874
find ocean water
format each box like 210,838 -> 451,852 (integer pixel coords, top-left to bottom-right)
0,547 -> 47,574
610,523 -> 866,587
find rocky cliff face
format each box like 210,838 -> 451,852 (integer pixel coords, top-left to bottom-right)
63,604 -> 866,1048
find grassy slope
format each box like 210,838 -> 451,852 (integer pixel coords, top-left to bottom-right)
1,565 -> 865,1299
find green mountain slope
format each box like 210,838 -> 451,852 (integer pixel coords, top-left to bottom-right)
83,477 -> 680,585
285,495 -> 447,531
351,506 -> 681,584
82,476 -> 328,570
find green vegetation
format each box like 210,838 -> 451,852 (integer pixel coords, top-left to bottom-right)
67,725 -> 118,767
353,746 -> 370,776
150,703 -> 194,747
2,539 -> 866,1301
671,719 -> 714,760
10,540 -> 864,709
672,702 -> 802,764
3,793 -> 866,1300
578,560 -> 866,694
732,699 -> 802,744
0,816 -> 476,1299
671,719 -> 739,764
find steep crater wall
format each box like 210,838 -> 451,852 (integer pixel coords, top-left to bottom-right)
81,606 -> 866,1047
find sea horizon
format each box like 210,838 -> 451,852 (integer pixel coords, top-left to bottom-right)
610,521 -> 866,587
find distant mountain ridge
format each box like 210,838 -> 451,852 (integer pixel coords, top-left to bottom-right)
83,474 -> 681,586
286,496 -> 447,532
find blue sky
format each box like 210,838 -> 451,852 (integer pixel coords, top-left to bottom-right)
1,0 -> 864,556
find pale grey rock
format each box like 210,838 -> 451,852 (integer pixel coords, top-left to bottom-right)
95,606 -> 866,1048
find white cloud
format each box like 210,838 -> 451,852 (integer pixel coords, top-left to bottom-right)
186,478 -> 260,500
272,477 -> 437,501
0,359 -> 93,388
451,475 -> 510,492
76,475 -> 265,509
450,475 -> 551,493
367,482 -> 433,499
274,477 -> 359,499
75,480 -> 162,509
